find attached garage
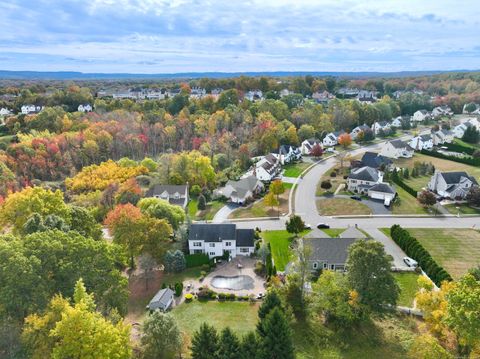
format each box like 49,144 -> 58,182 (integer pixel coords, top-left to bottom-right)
368,183 -> 396,205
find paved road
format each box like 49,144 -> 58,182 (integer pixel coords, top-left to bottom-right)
212,203 -> 240,223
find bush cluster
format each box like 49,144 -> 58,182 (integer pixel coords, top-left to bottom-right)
391,170 -> 417,197
185,253 -> 210,268
443,142 -> 475,155
390,225 -> 452,286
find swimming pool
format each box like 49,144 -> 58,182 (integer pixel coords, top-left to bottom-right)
210,275 -> 254,290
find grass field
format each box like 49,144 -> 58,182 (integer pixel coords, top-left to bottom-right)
316,166 -> 349,196
393,272 -> 420,307
316,197 -> 372,216
402,175 -> 430,192
172,301 -> 260,340
444,203 -> 480,215
395,153 -> 480,180
188,199 -> 224,220
229,190 -> 289,219
262,229 -> 310,270
283,162 -> 310,178
406,228 -> 480,279
392,187 -> 429,215
321,228 -> 346,237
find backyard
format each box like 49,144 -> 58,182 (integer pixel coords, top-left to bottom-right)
316,197 -> 372,216
283,162 -> 310,178
261,229 -> 310,270
393,272 -> 420,307
229,189 -> 290,219
188,199 -> 224,220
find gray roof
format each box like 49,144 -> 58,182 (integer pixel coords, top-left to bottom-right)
147,184 -> 188,197
361,152 -> 392,169
188,224 -> 255,247
339,227 -> 367,239
348,166 -> 379,182
236,229 -> 255,247
389,139 -> 413,150
306,237 -> 361,264
369,183 -> 396,194
225,176 -> 261,198
420,134 -> 432,141
439,171 -> 478,185
148,288 -> 174,310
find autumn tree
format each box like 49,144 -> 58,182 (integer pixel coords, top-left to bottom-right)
311,143 -> 323,158
418,190 -> 437,210
263,191 -> 278,211
138,197 -> 185,230
338,133 -> 352,149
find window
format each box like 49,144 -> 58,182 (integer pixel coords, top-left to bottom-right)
209,252 -> 215,256
323,263 -> 328,269
209,243 -> 215,247
313,262 -> 318,269
240,248 -> 249,253
193,242 -> 202,247
330,264 -> 335,270
225,241 -> 232,247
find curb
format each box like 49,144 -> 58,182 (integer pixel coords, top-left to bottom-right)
331,214 -> 480,219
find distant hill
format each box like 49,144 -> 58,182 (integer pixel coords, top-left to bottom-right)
0,69 -> 478,80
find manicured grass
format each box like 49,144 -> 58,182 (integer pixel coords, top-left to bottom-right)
393,272 -> 420,307
283,182 -> 294,189
402,175 -> 430,192
283,162 -> 310,178
316,198 -> 372,216
262,229 -> 309,270
392,187 -> 429,215
444,203 -> 480,215
316,166 -> 349,196
321,228 -> 346,237
454,138 -> 480,150
395,153 -> 480,180
229,190 -> 290,219
172,301 -> 260,344
188,199 -> 224,220
406,228 -> 480,279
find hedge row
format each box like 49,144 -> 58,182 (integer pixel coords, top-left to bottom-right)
391,172 -> 417,198
443,142 -> 475,155
185,253 -> 210,268
390,225 -> 452,286
421,149 -> 480,167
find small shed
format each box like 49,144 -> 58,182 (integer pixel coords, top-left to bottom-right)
146,288 -> 174,312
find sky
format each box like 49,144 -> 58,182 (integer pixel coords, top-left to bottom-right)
1,0 -> 480,74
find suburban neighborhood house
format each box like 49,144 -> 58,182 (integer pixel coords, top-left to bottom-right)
0,108 -> 12,116
347,166 -> 396,205
322,132 -> 338,147
428,171 -> 478,200
146,184 -> 189,208
409,134 -> 433,150
304,228 -> 366,271
371,121 -> 391,135
412,110 -> 431,122
432,129 -> 454,145
21,104 -> 43,114
188,224 -> 255,259
274,145 -> 302,165
432,105 -> 453,117
243,153 -> 281,182
381,139 -> 414,159
300,138 -> 322,155
350,124 -> 370,139
359,151 -> 392,170
146,287 -> 174,312
214,176 -> 264,204
77,104 -> 93,112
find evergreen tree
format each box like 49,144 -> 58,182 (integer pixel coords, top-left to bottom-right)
239,332 -> 259,359
198,194 -> 207,211
258,308 -> 294,359
218,327 -> 241,359
403,168 -> 409,179
191,323 -> 219,359
257,290 -> 283,336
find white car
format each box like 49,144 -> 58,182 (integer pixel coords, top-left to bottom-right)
304,223 -> 312,230
403,257 -> 418,268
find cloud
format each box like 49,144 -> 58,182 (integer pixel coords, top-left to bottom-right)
0,0 -> 479,72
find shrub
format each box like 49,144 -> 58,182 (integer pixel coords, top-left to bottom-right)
197,286 -> 215,300
174,282 -> 183,297
185,253 -> 210,268
420,149 -> 480,166
330,171 -> 337,178
185,293 -> 193,302
254,261 -> 266,276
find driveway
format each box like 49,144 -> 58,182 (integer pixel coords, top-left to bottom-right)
334,195 -> 391,215
212,203 -> 240,223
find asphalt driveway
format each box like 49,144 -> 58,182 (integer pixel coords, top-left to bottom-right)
335,195 -> 391,215
212,203 -> 240,223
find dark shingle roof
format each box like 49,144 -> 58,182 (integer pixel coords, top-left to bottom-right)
369,183 -> 396,194
148,288 -> 174,310
439,172 -> 478,185
236,229 -> 255,247
361,152 -> 392,169
147,184 -> 187,197
348,166 -> 379,182
189,224 -> 236,242
389,139 -> 412,150
306,237 -> 360,264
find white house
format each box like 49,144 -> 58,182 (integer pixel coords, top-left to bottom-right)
188,224 -> 255,259
412,110 -> 431,122
244,90 -> 263,101
452,118 -> 480,139
77,104 -> 93,112
323,132 -> 338,147
380,139 -> 414,159
428,171 -> 478,200
432,129 -> 454,145
0,108 -> 11,116
21,105 -> 43,115
356,90 -> 378,104
189,87 -> 207,99
347,166 -> 396,205
243,153 -> 281,182
409,134 -> 433,150
146,184 -> 189,209
463,103 -> 480,115
280,89 -> 292,97
432,105 -> 453,118
391,116 -> 403,128
214,176 -> 264,204
312,91 -> 335,104
300,138 -> 322,155
372,121 -> 391,135
274,145 -> 302,165
350,124 -> 370,140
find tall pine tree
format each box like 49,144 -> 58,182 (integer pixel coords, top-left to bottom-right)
191,323 -> 219,359
258,308 -> 294,359
218,327 -> 241,359
239,332 -> 259,359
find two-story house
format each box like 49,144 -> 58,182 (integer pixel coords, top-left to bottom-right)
78,104 -> 93,112
350,124 -> 370,140
146,184 -> 189,209
347,166 -> 396,205
243,153 -> 281,182
432,129 -> 454,145
380,139 -> 414,159
322,132 -> 338,147
372,121 -> 391,135
188,224 -> 255,259
412,110 -> 431,122
300,138 -> 322,155
409,134 -> 433,150
428,171 -> 478,200
21,105 -> 43,115
432,106 -> 453,118
214,176 -> 264,204
274,145 -> 302,165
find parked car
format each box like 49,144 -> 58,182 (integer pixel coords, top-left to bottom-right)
403,257 -> 418,268
316,223 -> 330,229
304,223 -> 312,229
350,195 -> 362,201
256,292 -> 265,299
325,147 -> 335,153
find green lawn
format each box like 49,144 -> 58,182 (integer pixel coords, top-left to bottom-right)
321,228 -> 346,237
316,166 -> 350,196
283,162 -> 310,178
262,229 -> 309,270
172,300 -> 260,340
444,203 -> 480,215
229,190 -> 289,219
402,175 -> 430,192
316,197 -> 372,216
454,138 -> 480,150
392,187 -> 429,215
188,199 -> 224,220
406,228 -> 480,279
393,272 -> 420,307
